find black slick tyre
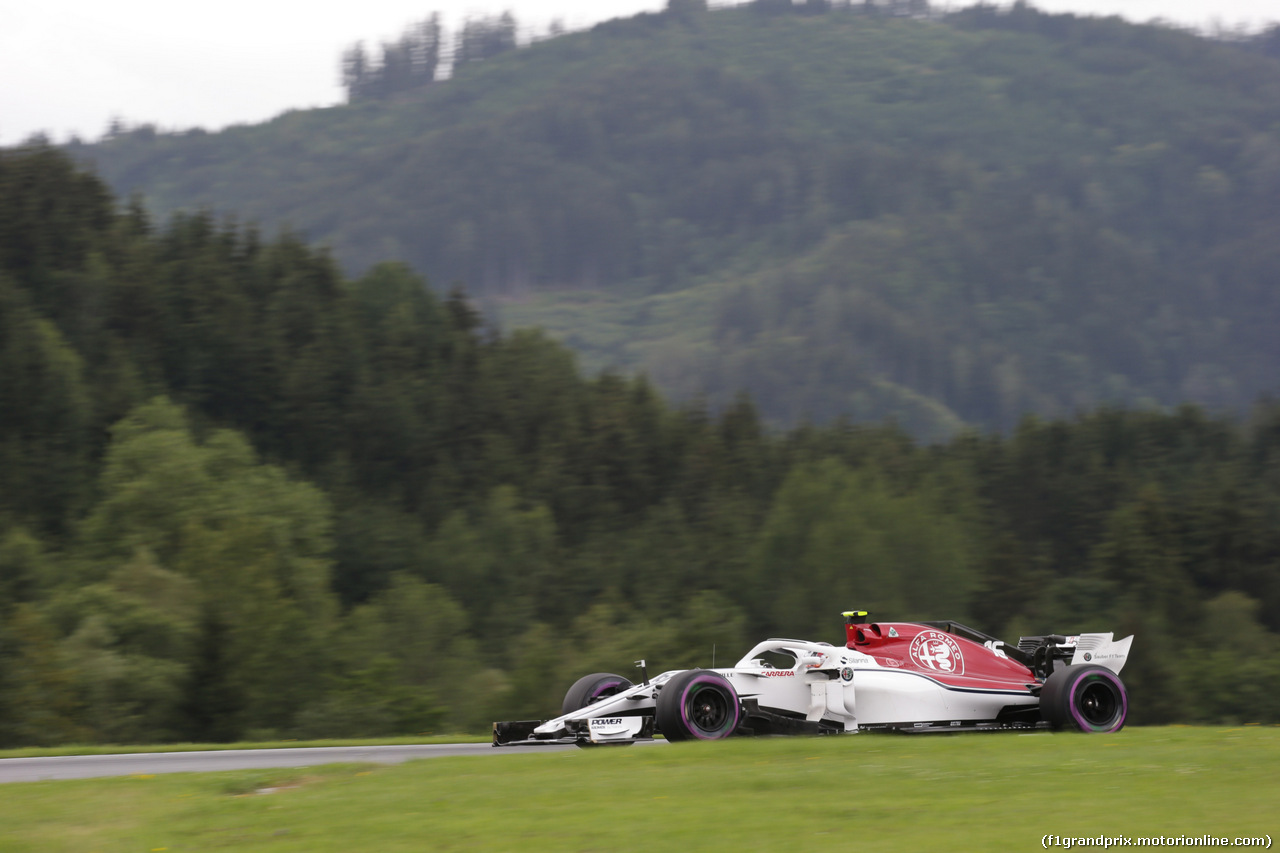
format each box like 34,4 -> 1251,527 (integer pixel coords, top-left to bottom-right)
1040,664 -> 1128,733
655,670 -> 741,741
561,672 -> 633,715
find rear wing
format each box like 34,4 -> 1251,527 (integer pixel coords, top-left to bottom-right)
1017,632 -> 1133,678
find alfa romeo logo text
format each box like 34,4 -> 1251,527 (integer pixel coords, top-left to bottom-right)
909,630 -> 965,675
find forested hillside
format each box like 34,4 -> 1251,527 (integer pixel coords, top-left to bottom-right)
73,1 -> 1280,437
2,147 -> 1279,745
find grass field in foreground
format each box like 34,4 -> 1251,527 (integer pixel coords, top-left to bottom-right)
1,727 -> 1275,852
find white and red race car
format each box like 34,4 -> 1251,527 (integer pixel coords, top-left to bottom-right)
493,611 -> 1133,746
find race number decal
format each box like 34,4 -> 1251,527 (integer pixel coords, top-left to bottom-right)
909,631 -> 965,675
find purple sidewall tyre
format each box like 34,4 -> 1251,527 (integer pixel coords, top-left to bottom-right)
562,672 -> 633,716
656,670 -> 741,742
1042,664 -> 1128,733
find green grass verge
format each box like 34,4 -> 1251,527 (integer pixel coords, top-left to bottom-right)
1,727 -> 1275,852
0,734 -> 484,760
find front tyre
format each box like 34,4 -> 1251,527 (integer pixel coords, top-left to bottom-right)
562,672 -> 633,715
655,670 -> 741,742
1040,664 -> 1128,732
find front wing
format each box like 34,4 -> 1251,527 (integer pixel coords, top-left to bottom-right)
493,715 -> 657,746
493,670 -> 673,746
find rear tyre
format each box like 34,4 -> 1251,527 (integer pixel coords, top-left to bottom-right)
1040,664 -> 1128,732
562,672 -> 633,716
655,670 -> 741,742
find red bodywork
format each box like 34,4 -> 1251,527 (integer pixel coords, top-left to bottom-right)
846,619 -> 1038,693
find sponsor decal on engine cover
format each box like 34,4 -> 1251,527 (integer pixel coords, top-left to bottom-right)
908,630 -> 965,675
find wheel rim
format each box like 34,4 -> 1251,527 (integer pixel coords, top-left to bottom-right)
685,684 -> 731,735
1075,675 -> 1122,729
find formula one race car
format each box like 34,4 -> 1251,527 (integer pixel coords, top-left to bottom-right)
493,611 -> 1133,746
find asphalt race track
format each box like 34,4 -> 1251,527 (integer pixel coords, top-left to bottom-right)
0,743 -> 574,783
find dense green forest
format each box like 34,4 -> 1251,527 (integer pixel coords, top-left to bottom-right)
2,147 -> 1279,746
72,1 -> 1280,438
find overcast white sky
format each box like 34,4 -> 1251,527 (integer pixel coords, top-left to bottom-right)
1,0 -> 1275,146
